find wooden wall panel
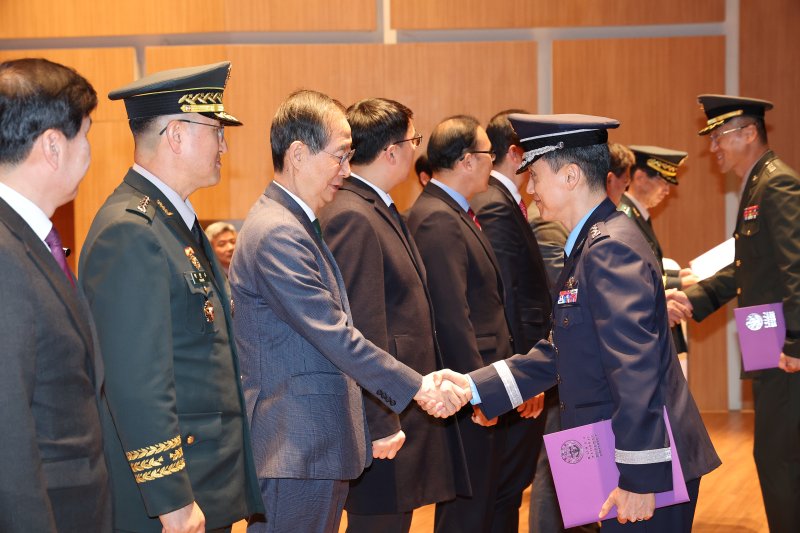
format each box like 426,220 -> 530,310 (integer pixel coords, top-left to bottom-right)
0,0 -> 374,38
553,36 -> 728,410
0,48 -> 136,263
391,0 -> 724,30
741,0 -> 800,170
384,41 -> 536,209
146,41 -> 535,217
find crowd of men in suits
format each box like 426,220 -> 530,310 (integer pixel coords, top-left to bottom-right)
1,56 -> 798,533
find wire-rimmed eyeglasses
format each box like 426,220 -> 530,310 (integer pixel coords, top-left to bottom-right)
321,148 -> 356,168
159,119 -> 225,141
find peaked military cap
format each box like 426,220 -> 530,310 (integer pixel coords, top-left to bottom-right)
629,145 -> 688,185
109,61 -> 242,126
508,113 -> 620,174
697,94 -> 772,135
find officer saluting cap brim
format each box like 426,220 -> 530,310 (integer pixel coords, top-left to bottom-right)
108,61 -> 243,126
508,113 -> 620,174
697,94 -> 773,136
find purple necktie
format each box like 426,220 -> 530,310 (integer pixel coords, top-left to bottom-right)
44,226 -> 75,288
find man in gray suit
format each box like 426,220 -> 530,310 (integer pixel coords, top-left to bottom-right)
230,89 -> 469,533
0,58 -> 111,532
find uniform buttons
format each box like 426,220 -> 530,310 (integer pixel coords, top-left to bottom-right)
559,401 -> 566,411
734,233 -> 739,240
735,259 -> 741,267
562,316 -> 569,327
186,435 -> 195,445
556,374 -> 562,384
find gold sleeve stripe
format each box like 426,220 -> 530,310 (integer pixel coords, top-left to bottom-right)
134,458 -> 186,484
125,435 -> 182,461
169,448 -> 184,462
129,456 -> 164,473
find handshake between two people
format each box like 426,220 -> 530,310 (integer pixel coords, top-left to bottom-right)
413,369 -> 472,418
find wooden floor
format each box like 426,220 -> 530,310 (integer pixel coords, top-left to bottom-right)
235,411 -> 769,532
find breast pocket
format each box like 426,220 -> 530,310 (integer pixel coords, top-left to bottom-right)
182,271 -> 217,335
555,306 -> 584,330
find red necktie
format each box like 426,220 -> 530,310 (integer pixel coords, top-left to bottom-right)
44,226 -> 75,288
518,199 -> 528,220
467,207 -> 482,230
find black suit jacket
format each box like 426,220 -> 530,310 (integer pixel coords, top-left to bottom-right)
320,177 -> 469,513
0,198 -> 111,533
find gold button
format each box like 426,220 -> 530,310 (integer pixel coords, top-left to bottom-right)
186,435 -> 195,445
562,316 -> 569,327
735,259 -> 741,267
734,233 -> 739,240
736,288 -> 742,295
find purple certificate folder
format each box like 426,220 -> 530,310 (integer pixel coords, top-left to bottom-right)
543,407 -> 688,528
734,302 -> 785,371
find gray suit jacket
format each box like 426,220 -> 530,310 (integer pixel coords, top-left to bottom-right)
0,198 -> 111,533
230,183 -> 422,481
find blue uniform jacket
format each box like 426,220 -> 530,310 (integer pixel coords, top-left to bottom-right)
470,198 -> 720,494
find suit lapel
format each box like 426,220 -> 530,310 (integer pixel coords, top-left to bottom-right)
123,170 -> 223,295
266,182 -> 352,319
0,198 -> 96,380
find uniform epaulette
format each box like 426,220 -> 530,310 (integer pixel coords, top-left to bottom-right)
126,195 -> 155,222
587,222 -> 610,246
618,203 -> 633,218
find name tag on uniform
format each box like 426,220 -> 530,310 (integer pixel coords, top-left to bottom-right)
558,289 -> 578,305
190,271 -> 210,287
743,205 -> 759,220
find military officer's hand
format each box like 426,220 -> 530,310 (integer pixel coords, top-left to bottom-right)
517,392 -> 545,418
666,289 -> 693,327
471,405 -> 498,427
599,486 -> 654,524
372,429 -> 406,460
778,353 -> 800,373
160,501 -> 205,533
415,369 -> 471,417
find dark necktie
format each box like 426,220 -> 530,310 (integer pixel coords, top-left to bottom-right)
44,226 -> 75,288
312,218 -> 323,240
191,217 -> 203,245
467,207 -> 482,230
518,199 -> 528,220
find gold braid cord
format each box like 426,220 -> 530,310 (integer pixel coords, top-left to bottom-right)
126,435 -> 182,461
129,456 -> 163,473
134,458 -> 186,484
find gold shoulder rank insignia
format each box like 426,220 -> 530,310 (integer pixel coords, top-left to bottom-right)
156,199 -> 174,216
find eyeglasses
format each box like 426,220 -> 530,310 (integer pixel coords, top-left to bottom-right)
159,119 -> 225,141
386,133 -> 423,149
321,148 -> 356,168
463,150 -> 496,162
709,123 -> 753,144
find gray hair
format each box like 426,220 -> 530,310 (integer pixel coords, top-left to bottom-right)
204,221 -> 235,241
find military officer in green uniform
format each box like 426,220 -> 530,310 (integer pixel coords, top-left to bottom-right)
79,62 -> 263,532
668,95 -> 800,533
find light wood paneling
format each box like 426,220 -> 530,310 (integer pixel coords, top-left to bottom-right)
553,36 -> 728,410
146,41 -> 536,217
391,0 -> 724,30
0,48 -> 136,261
0,0 -> 374,38
741,0 -> 800,170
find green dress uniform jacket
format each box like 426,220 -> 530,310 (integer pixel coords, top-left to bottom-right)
79,169 -> 263,531
685,151 -> 800,360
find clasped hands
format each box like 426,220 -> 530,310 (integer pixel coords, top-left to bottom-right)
414,369 -> 471,417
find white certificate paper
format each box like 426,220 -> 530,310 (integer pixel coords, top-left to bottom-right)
689,238 -> 735,280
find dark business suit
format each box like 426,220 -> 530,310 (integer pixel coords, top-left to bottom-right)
618,194 -> 687,354
472,175 -> 549,532
686,151 -> 800,532
0,198 -> 111,533
408,182 -> 512,533
230,183 -> 423,533
471,199 -> 720,532
320,177 -> 469,531
80,169 -> 262,531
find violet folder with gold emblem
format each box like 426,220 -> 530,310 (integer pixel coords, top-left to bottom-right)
543,406 -> 688,528
734,302 -> 785,372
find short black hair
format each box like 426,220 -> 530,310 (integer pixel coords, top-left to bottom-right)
0,58 -> 97,165
539,143 -> 610,192
129,116 -> 158,137
414,153 -> 431,177
270,89 -> 346,173
486,109 -> 528,166
346,98 -> 413,165
427,115 -> 482,173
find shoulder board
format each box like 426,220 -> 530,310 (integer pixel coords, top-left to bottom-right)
617,203 -> 633,218
125,195 -> 155,222
587,222 -> 610,246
